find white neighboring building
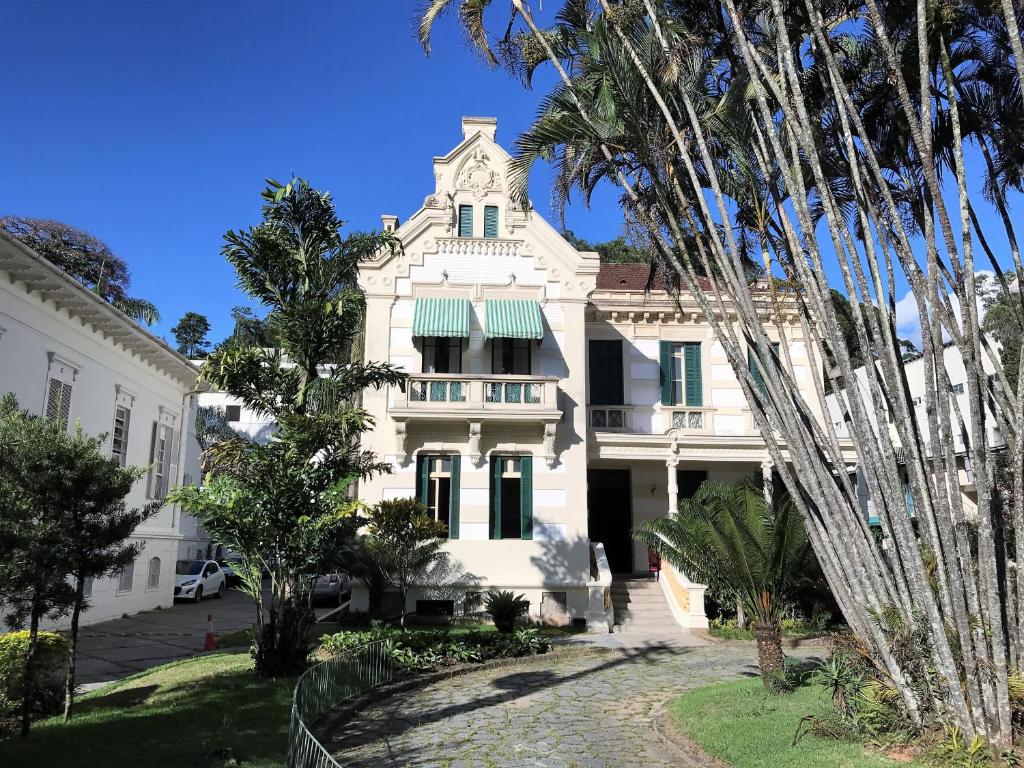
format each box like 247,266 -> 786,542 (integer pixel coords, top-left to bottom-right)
825,341 -> 1006,522
0,231 -> 203,628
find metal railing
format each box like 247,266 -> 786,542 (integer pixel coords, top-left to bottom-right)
286,640 -> 392,768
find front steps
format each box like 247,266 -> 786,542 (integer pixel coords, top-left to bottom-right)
610,575 -> 681,633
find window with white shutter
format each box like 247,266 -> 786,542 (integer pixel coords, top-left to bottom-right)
45,378 -> 74,427
111,406 -> 131,466
147,415 -> 177,499
43,353 -> 80,428
117,563 -> 134,593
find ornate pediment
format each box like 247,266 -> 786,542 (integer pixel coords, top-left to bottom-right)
455,148 -> 503,200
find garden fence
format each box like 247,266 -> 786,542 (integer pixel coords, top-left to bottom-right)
285,639 -> 392,768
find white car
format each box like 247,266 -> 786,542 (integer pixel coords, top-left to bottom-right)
174,559 -> 227,602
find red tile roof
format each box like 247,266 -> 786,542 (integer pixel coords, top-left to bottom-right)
595,263 -> 711,292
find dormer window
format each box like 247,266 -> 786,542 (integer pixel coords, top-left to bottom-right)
483,205 -> 499,238
458,204 -> 473,237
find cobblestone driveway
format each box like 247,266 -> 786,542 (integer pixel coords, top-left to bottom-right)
326,644 -> 794,768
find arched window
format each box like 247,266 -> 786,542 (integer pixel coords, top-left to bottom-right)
147,557 -> 161,589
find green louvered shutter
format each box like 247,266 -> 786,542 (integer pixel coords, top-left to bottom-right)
458,205 -> 473,238
491,455 -> 502,539
748,347 -> 764,393
483,205 -> 498,238
589,340 -> 623,405
418,455 -> 430,507
659,341 -> 673,405
449,454 -> 461,539
684,343 -> 702,406
520,456 -> 533,540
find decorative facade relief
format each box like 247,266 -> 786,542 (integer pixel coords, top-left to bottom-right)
455,148 -> 503,200
468,421 -> 482,466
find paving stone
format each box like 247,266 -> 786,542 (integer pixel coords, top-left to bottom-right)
325,646 -> 817,767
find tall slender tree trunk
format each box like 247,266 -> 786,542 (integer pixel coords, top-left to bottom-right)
736,598 -> 747,630
63,576 -> 85,720
20,609 -> 40,738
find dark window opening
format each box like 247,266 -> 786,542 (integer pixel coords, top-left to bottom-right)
501,477 -> 522,539
422,337 -> 462,374
416,599 -> 454,617
224,404 -> 241,422
492,338 -> 531,375
677,469 -> 708,501
589,340 -> 624,405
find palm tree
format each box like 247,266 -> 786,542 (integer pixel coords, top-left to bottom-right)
421,0 -> 1024,747
633,480 -> 809,687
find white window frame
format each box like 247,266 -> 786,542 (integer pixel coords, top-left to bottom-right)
669,342 -> 703,407
426,456 -> 452,525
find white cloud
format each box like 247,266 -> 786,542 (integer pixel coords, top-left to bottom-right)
892,270 -> 993,350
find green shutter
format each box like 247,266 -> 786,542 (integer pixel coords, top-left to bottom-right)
520,456 -> 533,540
684,342 -> 702,407
748,347 -> 763,393
418,455 -> 430,507
491,455 -> 502,539
483,205 -> 498,238
748,344 -> 778,395
659,341 -> 673,405
449,454 -> 461,539
459,205 -> 473,238
589,340 -> 623,405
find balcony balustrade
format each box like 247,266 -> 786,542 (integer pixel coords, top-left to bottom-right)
391,374 -> 562,468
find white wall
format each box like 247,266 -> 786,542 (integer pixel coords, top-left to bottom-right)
0,279 -> 197,628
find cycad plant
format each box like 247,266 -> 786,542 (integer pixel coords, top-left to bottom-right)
633,480 -> 809,687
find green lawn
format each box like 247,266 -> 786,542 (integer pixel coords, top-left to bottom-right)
0,653 -> 294,768
670,677 -> 923,768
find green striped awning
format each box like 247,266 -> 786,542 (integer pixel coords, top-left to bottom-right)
484,299 -> 544,340
412,297 -> 471,338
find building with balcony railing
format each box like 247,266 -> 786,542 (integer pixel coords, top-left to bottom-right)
353,117 -> 824,632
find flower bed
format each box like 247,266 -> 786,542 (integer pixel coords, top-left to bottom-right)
318,627 -> 550,675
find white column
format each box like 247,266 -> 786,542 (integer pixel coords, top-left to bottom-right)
761,457 -> 774,504
666,458 -> 679,515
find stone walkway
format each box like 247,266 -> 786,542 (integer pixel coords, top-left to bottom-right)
326,644 -> 808,768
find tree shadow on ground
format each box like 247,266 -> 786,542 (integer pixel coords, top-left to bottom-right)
324,643 -> 755,767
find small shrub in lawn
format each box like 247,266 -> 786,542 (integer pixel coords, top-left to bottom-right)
318,627 -> 549,674
484,590 -> 530,633
0,631 -> 67,721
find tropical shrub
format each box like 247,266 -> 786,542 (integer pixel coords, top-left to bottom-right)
635,480 -> 809,687
318,627 -> 549,674
0,631 -> 67,721
484,590 -> 530,633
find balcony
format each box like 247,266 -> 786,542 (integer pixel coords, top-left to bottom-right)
391,374 -> 562,467
587,405 -> 716,435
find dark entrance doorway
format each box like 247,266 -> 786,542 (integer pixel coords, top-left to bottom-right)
587,469 -> 633,574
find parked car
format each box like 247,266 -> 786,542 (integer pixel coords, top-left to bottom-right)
218,559 -> 243,587
174,559 -> 226,602
311,571 -> 351,605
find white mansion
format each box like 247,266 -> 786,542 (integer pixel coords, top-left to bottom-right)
351,117 -> 826,631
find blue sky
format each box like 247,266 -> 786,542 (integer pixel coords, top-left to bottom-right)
1,2 -> 1016,349
0,2 -> 622,344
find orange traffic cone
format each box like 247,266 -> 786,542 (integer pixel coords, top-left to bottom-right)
203,613 -> 217,651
